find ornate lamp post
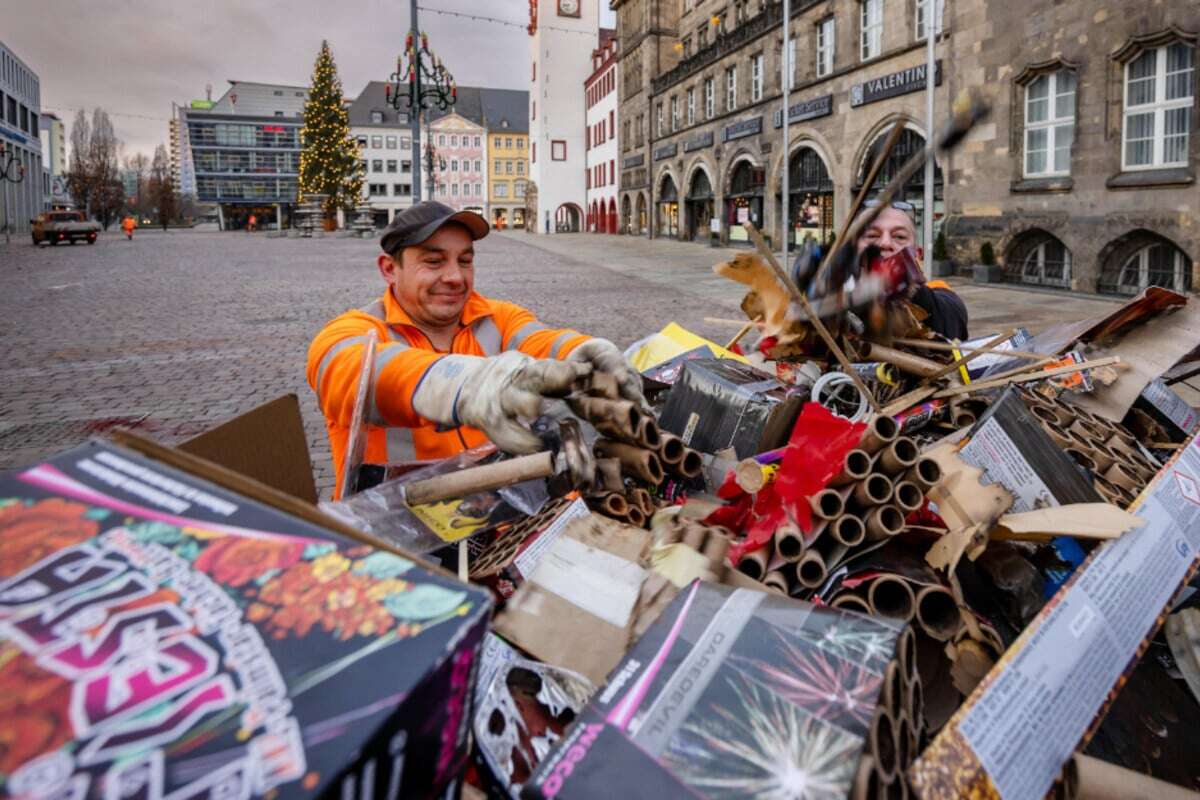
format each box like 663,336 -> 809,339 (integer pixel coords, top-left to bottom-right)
1,142 -> 27,244
385,0 -> 457,204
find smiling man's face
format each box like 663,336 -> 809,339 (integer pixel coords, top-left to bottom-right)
857,206 -> 916,259
380,223 -> 475,328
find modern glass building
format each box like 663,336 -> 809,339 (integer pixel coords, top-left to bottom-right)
0,40 -> 45,235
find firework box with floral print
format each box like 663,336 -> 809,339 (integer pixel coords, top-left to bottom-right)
0,438 -> 492,799
520,580 -> 904,800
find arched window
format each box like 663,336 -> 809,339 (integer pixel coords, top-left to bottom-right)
1099,231 -> 1193,294
789,147 -> 833,193
854,128 -> 942,230
1022,238 -> 1071,287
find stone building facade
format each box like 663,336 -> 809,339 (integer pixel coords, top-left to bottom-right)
944,2 -> 1196,295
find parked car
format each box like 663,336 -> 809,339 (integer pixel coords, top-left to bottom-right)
31,210 -> 100,246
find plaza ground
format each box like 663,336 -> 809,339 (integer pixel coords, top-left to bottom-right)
0,228 -> 1123,498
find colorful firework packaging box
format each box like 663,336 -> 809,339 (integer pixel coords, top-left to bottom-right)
521,580 -> 902,800
0,440 -> 491,799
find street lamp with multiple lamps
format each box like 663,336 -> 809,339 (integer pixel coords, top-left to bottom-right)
1,142 -> 27,244
386,0 -> 457,204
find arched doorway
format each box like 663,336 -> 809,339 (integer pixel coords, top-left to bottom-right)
493,208 -> 509,230
555,203 -> 582,233
636,193 -> 647,236
786,146 -> 835,249
854,127 -> 943,235
657,174 -> 679,238
686,169 -> 714,242
725,160 -> 764,244
1004,230 -> 1072,288
621,195 -> 632,234
607,198 -> 617,234
1098,231 -> 1193,295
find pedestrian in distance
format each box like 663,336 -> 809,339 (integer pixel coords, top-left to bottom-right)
121,216 -> 135,240
247,213 -> 257,233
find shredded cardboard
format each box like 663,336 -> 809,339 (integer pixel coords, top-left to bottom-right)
992,503 -> 1143,542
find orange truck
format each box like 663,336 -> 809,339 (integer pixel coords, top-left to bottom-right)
31,210 -> 100,246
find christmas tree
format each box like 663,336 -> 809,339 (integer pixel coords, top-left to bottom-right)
299,41 -> 363,221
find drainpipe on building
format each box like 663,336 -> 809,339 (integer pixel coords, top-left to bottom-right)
781,0 -> 791,264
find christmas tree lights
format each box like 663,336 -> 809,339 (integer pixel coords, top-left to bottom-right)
298,40 -> 363,220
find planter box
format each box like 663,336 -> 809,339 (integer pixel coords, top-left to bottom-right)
973,263 -> 1004,283
931,259 -> 955,278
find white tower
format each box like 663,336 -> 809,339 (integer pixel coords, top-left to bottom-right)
528,0 -> 598,234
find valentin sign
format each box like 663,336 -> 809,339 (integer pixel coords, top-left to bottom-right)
851,60 -> 943,107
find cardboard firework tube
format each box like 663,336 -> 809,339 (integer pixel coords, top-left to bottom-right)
877,437 -> 919,474
1030,404 -> 1063,427
657,520 -> 684,545
882,660 -> 904,719
903,457 -> 942,492
701,529 -> 731,571
898,626 -> 918,685
868,575 -> 916,620
1106,431 -> 1139,458
1087,442 -> 1117,473
657,432 -> 686,468
762,569 -> 790,594
862,342 -> 944,378
1092,475 -> 1126,506
949,395 -> 977,428
571,396 -> 642,442
405,451 -> 554,505
1064,448 -> 1097,474
680,523 -> 708,550
831,448 -> 875,487
831,513 -> 866,547
594,439 -> 664,484
915,585 -> 962,641
864,505 -> 905,540
774,522 -> 807,562
595,457 -> 625,493
1066,753 -> 1200,800
895,712 -> 913,768
588,491 -> 629,518
1043,421 -> 1076,450
737,544 -> 771,580
831,592 -> 872,614
870,707 -> 901,780
636,416 -> 662,450
852,755 -> 880,800
636,487 -> 657,516
793,549 -> 827,589
892,480 -> 924,514
582,371 -> 620,400
859,414 -> 900,453
810,488 -> 846,520
677,447 -> 704,478
907,672 -> 924,735
625,505 -> 646,528
853,473 -> 895,507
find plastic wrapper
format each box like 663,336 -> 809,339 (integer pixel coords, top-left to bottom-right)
320,445 -> 549,554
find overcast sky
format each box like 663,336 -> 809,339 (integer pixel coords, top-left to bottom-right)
9,1 -> 616,161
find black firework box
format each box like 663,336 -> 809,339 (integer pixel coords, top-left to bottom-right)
520,580 -> 902,799
0,439 -> 491,799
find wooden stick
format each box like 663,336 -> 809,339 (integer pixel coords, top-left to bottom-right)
724,316 -> 761,349
880,385 -> 938,417
743,222 -> 882,413
979,355 -> 1058,384
830,120 -> 906,260
933,357 -> 1122,398
920,328 -> 1016,384
894,337 -> 1047,361
704,316 -> 753,327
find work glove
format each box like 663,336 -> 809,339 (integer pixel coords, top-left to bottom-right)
568,338 -> 653,415
412,352 -> 591,454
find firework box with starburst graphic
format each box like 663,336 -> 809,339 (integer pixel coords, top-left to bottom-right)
0,438 -> 491,799
520,580 -> 904,800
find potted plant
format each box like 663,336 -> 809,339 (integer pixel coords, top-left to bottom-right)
974,241 -> 1002,283
930,230 -> 953,277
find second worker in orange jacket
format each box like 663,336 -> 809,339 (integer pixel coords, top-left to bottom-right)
308,201 -> 650,495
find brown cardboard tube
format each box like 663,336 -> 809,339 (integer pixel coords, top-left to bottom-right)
657,432 -> 686,467
631,487 -> 655,516
1043,421 -> 1075,450
1092,475 -> 1126,507
405,451 -> 554,505
915,585 -> 962,641
762,569 -> 790,594
861,343 -> 944,378
737,545 -> 771,580
1030,404 -> 1061,427
774,522 -> 806,562
853,754 -> 879,800
625,505 -> 646,528
1067,418 -> 1097,441
953,410 -> 977,428
831,514 -> 866,547
1064,448 -> 1097,473
595,457 -> 624,493
869,575 -> 915,620
1106,432 -> 1138,458
859,415 -> 900,453
831,592 -> 872,613
734,458 -> 770,492
657,520 -> 683,545
882,660 -> 904,719
702,530 -> 731,571
810,488 -> 845,520
903,457 -> 942,492
581,371 -> 620,399
570,396 -> 642,442
1087,442 -> 1117,473
907,672 -> 924,734
871,708 -> 900,780
895,712 -> 913,768
853,473 -> 895,507
637,416 -> 662,450
831,448 -> 875,486
892,480 -> 924,513
878,437 -> 919,474
794,549 -> 827,589
864,505 -> 905,540
681,523 -> 707,550
677,448 -> 704,478
1068,753 -> 1200,800
898,626 -> 918,685
587,492 -> 628,518
594,439 -> 664,484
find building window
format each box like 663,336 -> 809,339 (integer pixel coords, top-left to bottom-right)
698,24 -> 709,50
517,161 -> 525,175
506,161 -> 514,174
817,18 -> 835,78
916,0 -> 944,41
273,89 -> 284,96
386,159 -> 397,173
451,184 -> 459,196
495,158 -> 503,172
372,159 -> 383,173
438,134 -> 446,146
734,0 -> 748,26
369,183 -> 387,196
1024,69 -> 1076,177
515,180 -> 527,198
495,136 -> 502,148
357,135 -> 368,147
687,88 -> 696,125
532,143 -> 536,162
704,78 -> 715,118
506,137 -> 513,148
551,140 -> 567,160
450,158 -> 458,171
370,110 -> 383,123
1120,242 -> 1189,293
751,54 -> 764,102
450,135 -> 458,147
683,36 -> 692,58
1123,42 -> 1194,169
371,136 -> 383,148
386,136 -> 397,148
656,102 -> 664,136
532,61 -> 536,81
671,96 -> 679,131
496,182 -> 509,198
393,183 -> 409,195
473,136 -> 479,147
401,137 -> 411,148
517,137 -> 525,148
861,0 -> 883,61
532,101 -> 536,120
402,160 -> 412,172
726,66 -> 738,111
474,160 -> 481,171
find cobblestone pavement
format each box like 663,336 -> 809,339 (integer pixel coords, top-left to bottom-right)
0,228 -> 1122,498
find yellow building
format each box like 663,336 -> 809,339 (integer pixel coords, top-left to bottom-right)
480,89 -> 530,229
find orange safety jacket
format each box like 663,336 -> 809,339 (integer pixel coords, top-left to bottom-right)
307,289 -> 592,496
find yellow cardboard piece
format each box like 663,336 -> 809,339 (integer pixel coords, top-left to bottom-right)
628,322 -> 750,372
991,503 -> 1142,542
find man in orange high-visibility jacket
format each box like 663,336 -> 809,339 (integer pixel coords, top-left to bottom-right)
308,201 -> 650,495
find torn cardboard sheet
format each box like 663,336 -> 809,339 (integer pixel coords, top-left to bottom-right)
494,514 -> 651,685
924,443 -> 1014,530
991,504 -> 1143,542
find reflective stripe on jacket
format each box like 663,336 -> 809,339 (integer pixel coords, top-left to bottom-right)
307,289 -> 591,496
